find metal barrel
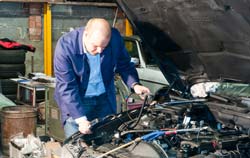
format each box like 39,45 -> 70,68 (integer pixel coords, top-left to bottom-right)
0,106 -> 37,155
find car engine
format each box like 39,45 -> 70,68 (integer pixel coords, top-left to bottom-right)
63,88 -> 250,158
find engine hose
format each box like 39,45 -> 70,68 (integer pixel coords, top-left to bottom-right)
128,95 -> 149,129
120,129 -> 156,136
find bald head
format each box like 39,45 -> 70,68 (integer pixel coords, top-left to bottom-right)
84,18 -> 111,55
85,18 -> 111,40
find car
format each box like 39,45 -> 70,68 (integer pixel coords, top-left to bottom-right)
62,1 -> 250,157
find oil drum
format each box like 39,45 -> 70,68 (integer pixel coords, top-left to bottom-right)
0,106 -> 37,155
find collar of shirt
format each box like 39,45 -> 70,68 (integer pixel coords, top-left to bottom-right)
82,33 -> 89,54
82,35 -> 88,54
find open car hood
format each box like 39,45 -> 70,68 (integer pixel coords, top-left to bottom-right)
116,0 -> 250,92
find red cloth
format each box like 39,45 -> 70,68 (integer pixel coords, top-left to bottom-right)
0,38 -> 35,52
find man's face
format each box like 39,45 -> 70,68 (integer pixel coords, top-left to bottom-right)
84,31 -> 110,56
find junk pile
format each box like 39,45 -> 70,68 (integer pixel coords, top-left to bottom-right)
9,133 -> 62,158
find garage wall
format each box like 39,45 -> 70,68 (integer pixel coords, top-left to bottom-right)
0,3 -> 33,75
0,2 -> 125,76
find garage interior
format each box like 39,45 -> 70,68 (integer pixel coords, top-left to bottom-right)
0,0 -> 250,158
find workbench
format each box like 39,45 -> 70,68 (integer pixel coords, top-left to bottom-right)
11,78 -> 46,107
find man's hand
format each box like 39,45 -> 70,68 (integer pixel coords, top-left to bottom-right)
133,84 -> 150,99
77,119 -> 92,134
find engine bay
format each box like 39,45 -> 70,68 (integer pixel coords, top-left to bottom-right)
63,89 -> 250,158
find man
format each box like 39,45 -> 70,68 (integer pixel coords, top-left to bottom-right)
54,18 -> 150,138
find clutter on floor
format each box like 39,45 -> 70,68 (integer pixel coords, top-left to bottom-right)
9,133 -> 62,158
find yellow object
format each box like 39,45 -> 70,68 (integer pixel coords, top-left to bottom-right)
44,3 -> 52,76
125,18 -> 133,36
125,19 -> 133,51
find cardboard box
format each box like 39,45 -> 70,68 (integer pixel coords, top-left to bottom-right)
44,142 -> 62,158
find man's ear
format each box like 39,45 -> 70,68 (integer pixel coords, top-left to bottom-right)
84,31 -> 88,38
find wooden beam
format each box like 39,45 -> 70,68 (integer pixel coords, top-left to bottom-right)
50,1 -> 116,7
0,0 -> 116,7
